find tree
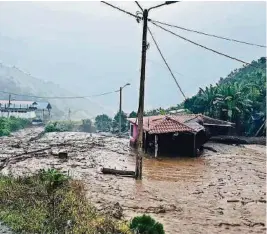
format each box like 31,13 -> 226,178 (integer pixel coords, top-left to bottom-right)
183,57 -> 266,136
112,111 -> 128,133
129,111 -> 137,118
81,119 -> 93,132
94,114 -> 112,132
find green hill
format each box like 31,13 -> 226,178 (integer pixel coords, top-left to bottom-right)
184,57 -> 266,136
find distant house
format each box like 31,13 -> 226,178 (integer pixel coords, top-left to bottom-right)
128,114 -> 234,157
31,101 -> 52,123
0,100 -> 52,121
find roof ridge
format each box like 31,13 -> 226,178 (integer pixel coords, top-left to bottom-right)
168,116 -> 197,132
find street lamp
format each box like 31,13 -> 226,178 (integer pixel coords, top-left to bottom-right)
119,83 -> 130,135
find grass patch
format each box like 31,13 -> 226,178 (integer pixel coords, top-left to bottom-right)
0,169 -> 131,233
0,117 -> 31,136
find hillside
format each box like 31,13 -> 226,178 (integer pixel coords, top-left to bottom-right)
183,57 -> 266,135
139,57 -> 266,136
0,63 -> 105,120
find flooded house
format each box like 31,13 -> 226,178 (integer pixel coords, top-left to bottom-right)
128,114 -> 234,157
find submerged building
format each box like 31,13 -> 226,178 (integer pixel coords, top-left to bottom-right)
128,114 -> 234,157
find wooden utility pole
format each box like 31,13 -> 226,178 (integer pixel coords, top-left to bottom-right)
119,86 -> 122,135
136,9 -> 148,180
7,94 -> 11,118
134,2 -> 178,179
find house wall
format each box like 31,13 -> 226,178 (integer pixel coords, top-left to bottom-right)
145,130 -> 207,157
129,123 -> 139,147
130,123 -> 138,140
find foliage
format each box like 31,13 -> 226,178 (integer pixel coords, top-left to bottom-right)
0,117 -> 31,136
39,168 -> 69,193
0,170 -> 131,234
45,121 -> 74,133
112,111 -> 128,133
80,118 -> 93,132
184,57 -> 266,136
130,214 -> 165,234
129,111 -> 137,118
95,114 -> 112,132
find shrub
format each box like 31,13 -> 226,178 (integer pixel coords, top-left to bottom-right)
130,214 -> 165,234
0,170 -> 130,234
0,117 -> 31,136
45,121 -> 74,133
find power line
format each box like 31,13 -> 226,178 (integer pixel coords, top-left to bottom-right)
100,1 -> 266,49
101,1 -> 138,19
0,90 -> 118,100
147,27 -> 187,99
135,1 -> 143,12
151,21 -> 252,66
151,20 -> 267,48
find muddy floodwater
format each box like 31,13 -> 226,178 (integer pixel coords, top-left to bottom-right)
0,128 -> 266,233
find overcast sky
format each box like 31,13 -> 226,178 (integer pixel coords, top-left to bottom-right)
0,1 -> 266,114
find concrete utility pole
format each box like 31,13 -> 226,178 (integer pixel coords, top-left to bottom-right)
119,83 -> 130,135
135,1 -> 178,180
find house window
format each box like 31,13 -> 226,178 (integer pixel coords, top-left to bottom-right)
130,124 -> 134,137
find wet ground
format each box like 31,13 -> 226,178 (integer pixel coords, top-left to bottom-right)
0,128 -> 266,234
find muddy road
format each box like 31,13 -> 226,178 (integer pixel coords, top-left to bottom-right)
0,128 -> 266,233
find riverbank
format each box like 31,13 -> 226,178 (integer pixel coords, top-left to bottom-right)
0,128 -> 266,233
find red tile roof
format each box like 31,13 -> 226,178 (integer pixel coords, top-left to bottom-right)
128,113 -> 234,135
148,117 -> 195,134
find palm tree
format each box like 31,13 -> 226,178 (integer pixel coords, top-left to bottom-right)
215,82 -> 252,134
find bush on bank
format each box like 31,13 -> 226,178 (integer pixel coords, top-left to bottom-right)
44,121 -> 74,133
0,117 -> 31,136
0,169 -> 130,234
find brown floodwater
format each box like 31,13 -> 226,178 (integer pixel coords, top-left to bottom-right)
0,128 -> 266,234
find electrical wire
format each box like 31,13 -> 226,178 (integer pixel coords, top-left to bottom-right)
101,1 -> 266,49
151,19 -> 267,48
135,1 -> 143,12
0,89 -> 119,100
151,21 -> 251,66
147,27 -> 187,100
101,1 -> 139,19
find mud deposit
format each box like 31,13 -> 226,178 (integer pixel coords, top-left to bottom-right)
0,128 -> 266,233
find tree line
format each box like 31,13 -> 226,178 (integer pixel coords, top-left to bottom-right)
183,57 -> 266,136
94,57 -> 266,136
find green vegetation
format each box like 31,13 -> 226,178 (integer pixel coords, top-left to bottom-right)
0,117 -> 31,136
130,215 -> 165,234
80,119 -> 94,132
0,169 -> 131,234
45,121 -> 74,133
95,114 -> 112,132
184,57 -> 266,135
95,112 -> 128,133
112,111 -> 128,133
126,57 -> 266,136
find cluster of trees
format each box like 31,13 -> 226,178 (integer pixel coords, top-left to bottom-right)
95,111 -> 128,133
184,57 -> 266,135
94,57 -> 266,136
0,117 -> 31,136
